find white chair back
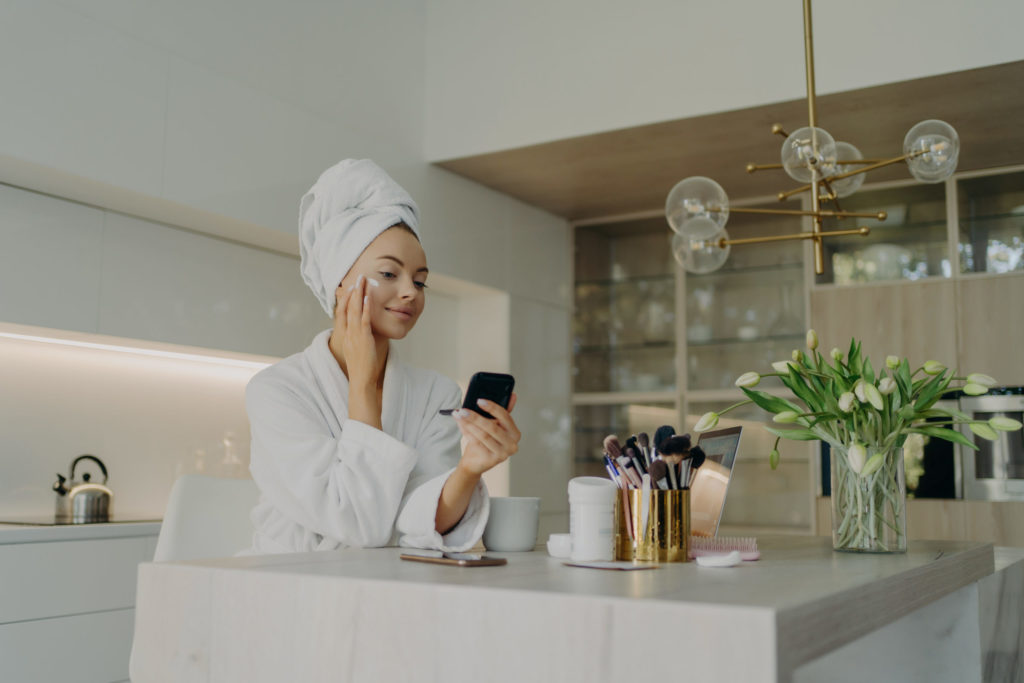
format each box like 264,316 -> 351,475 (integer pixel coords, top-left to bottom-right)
152,474 -> 260,562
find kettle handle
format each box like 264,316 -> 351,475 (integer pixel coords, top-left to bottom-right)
70,455 -> 108,484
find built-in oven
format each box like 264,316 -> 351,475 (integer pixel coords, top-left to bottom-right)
907,395 -> 962,499
960,388 -> 1024,501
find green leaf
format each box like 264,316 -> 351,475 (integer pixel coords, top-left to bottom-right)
765,427 -> 821,441
863,356 -> 875,385
786,369 -> 823,413
740,387 -> 803,416
896,359 -> 913,402
908,426 -> 979,451
914,371 -> 948,411
848,340 -> 862,375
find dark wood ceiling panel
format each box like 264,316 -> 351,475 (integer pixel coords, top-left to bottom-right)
435,61 -> 1024,221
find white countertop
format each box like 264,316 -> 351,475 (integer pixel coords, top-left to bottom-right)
130,535 -> 997,683
0,520 -> 161,544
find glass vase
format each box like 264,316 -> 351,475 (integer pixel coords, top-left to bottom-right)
830,444 -> 907,553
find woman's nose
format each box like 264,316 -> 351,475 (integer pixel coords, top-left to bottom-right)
399,277 -> 418,299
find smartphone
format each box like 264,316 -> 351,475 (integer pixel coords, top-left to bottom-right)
459,371 -> 515,418
400,550 -> 508,567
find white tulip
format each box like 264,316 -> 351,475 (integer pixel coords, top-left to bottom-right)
830,347 -> 843,362
773,411 -> 800,423
861,452 -> 884,477
806,329 -> 818,350
878,377 -> 897,395
694,412 -> 719,432
963,383 -> 988,396
854,380 -> 868,403
863,382 -> 885,410
735,372 -> 761,388
886,355 -> 900,369
923,360 -> 945,375
838,392 -> 856,412
990,416 -> 1023,431
967,373 -> 997,387
970,422 -> 998,441
848,443 -> 867,474
772,361 -> 794,374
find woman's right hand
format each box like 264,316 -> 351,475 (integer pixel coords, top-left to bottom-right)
331,274 -> 379,390
453,394 -> 521,476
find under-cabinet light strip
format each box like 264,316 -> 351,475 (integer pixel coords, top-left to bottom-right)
0,331 -> 273,370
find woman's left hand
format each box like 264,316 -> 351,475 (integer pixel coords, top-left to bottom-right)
453,394 -> 521,476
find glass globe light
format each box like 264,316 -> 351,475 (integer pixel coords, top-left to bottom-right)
665,176 -> 729,233
671,217 -> 730,274
825,141 -> 866,198
781,127 -> 837,182
904,119 -> 959,183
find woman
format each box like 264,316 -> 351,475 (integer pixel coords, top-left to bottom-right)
245,159 -> 520,553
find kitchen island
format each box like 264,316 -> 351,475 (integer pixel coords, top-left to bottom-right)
129,536 -> 1016,682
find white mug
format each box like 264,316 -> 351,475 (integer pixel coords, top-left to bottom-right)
483,497 -> 540,552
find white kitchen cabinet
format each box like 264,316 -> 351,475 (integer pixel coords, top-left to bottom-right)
0,182 -> 325,357
0,184 -> 105,332
0,525 -> 159,683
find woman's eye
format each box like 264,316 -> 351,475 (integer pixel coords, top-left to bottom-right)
378,271 -> 396,280
414,281 -> 429,290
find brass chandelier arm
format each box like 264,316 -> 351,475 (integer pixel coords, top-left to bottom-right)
717,225 -> 870,247
746,163 -> 783,173
803,0 -> 817,128
777,151 -> 921,200
711,206 -> 886,220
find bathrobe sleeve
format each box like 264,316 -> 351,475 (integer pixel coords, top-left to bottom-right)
394,379 -> 490,551
247,374 -> 422,548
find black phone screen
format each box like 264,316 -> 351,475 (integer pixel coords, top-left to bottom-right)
462,372 -> 515,418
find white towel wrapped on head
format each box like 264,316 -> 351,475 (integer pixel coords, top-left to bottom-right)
298,159 -> 420,316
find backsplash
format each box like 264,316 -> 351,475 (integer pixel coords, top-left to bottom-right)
0,332 -> 266,518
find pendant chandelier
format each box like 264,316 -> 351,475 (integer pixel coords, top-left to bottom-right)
665,0 -> 960,275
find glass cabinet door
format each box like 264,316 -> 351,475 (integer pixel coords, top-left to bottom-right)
685,202 -> 805,391
957,169 -> 1024,274
814,183 -> 949,285
574,218 -> 676,394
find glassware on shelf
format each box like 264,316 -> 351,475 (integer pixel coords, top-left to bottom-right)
816,182 -> 948,285
957,169 -> 1024,274
768,280 -> 804,337
687,286 -> 714,343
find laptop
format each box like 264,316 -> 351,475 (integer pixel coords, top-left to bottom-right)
690,426 -> 743,537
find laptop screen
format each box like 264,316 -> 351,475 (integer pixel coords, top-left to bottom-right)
691,426 -> 742,537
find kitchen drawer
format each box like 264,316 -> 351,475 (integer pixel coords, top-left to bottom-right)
0,536 -> 153,624
0,608 -> 135,683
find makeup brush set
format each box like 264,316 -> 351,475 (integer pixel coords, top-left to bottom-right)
602,426 -> 705,492
602,425 -> 759,566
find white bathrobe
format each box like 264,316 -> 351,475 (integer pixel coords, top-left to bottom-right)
245,329 -> 489,554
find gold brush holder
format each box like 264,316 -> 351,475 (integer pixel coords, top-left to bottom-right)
614,489 -> 690,562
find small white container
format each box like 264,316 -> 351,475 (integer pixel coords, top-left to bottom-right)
568,476 -> 618,561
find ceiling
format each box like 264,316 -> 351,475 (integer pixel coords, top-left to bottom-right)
434,60 -> 1024,222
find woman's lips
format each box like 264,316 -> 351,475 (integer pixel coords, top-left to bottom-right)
387,307 -> 414,321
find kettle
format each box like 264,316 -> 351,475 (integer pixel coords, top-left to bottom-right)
53,455 -> 113,523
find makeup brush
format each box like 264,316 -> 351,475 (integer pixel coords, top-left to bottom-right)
648,459 -> 670,490
637,432 -> 652,466
653,425 -> 676,456
686,446 -> 706,488
617,456 -> 642,488
624,436 -> 639,465
625,445 -> 646,476
658,435 -> 691,490
603,435 -> 623,460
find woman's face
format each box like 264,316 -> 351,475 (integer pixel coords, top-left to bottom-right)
337,226 -> 427,340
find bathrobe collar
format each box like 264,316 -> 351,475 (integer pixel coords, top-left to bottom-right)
307,329 -> 407,437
